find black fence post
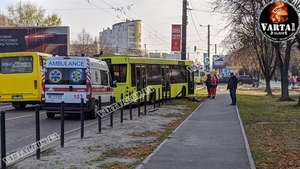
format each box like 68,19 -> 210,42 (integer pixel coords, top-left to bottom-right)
110,96 -> 113,128
98,96 -> 101,133
129,92 -> 132,120
80,98 -> 84,139
138,93 -> 141,117
61,101 -> 65,148
1,111 -> 6,169
153,89 -> 156,109
169,85 -> 171,101
165,86 -> 168,103
120,94 -> 123,123
144,91 -> 147,115
158,88 -> 161,107
35,105 -> 40,159
162,87 -> 164,105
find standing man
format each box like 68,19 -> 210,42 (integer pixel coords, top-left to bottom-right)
227,72 -> 239,105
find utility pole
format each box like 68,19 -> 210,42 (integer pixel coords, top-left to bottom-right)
144,44 -> 147,57
215,44 -> 217,55
181,0 -> 187,60
208,25 -> 210,69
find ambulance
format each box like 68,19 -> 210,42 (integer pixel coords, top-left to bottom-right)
41,54 -> 116,119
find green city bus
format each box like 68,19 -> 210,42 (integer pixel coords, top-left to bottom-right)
99,54 -> 194,103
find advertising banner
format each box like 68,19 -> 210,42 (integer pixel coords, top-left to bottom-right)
0,26 -> 69,55
171,24 -> 181,51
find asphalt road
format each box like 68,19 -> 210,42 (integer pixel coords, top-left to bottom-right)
0,103 -> 135,155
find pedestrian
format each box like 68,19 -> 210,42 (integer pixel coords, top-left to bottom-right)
210,74 -> 218,99
292,76 -> 296,86
227,72 -> 239,106
204,74 -> 211,98
288,76 -> 292,86
274,76 -> 277,82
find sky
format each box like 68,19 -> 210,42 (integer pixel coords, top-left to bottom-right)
0,0 -> 230,62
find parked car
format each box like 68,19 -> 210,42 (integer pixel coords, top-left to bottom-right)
237,75 -> 257,85
218,76 -> 230,83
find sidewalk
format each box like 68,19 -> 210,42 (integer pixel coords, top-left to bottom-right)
136,90 -> 256,169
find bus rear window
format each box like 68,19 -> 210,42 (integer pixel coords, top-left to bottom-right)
0,56 -> 33,74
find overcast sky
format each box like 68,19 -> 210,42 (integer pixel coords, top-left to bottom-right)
0,0 -> 230,61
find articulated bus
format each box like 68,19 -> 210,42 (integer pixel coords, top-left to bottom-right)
0,52 -> 52,109
99,54 -> 194,103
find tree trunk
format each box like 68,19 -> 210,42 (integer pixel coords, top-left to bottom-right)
280,69 -> 291,100
265,76 -> 272,95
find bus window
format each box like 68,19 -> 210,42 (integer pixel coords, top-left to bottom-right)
131,64 -> 136,86
170,65 -> 187,83
146,64 -> 161,85
112,64 -> 127,82
0,56 -> 33,74
100,70 -> 108,86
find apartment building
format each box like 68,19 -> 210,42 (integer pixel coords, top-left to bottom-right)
99,19 -> 143,55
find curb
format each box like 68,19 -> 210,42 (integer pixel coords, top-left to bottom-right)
235,106 -> 256,169
136,102 -> 204,169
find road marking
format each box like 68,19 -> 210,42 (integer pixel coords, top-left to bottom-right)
7,112 -> 46,121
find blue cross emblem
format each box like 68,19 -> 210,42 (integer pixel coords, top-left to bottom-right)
49,70 -> 62,83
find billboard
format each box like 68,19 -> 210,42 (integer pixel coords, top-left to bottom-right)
171,24 -> 181,51
0,26 -> 69,55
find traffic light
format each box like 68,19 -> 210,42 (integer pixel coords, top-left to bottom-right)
194,46 -> 196,52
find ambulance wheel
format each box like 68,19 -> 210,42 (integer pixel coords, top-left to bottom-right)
46,112 -> 55,118
181,86 -> 186,98
89,103 -> 98,119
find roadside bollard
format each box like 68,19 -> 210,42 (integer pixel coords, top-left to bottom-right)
169,86 -> 171,101
153,89 -> 156,109
165,86 -> 168,103
61,101 -> 65,148
80,98 -> 84,139
98,96 -> 101,133
158,88 -> 161,107
35,105 -> 40,159
129,92 -> 132,120
120,94 -> 123,123
144,91 -> 147,115
110,96 -> 114,128
138,93 -> 141,117
1,111 -> 6,169
162,87 -> 164,105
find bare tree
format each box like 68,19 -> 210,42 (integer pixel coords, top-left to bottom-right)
99,37 -> 117,55
3,1 -> 62,26
0,13 -> 9,26
71,29 -> 98,57
212,0 -> 277,95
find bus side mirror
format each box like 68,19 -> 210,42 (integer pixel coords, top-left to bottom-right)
112,80 -> 117,88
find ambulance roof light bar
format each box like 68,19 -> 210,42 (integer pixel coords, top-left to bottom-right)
52,52 -> 56,57
63,54 -> 70,59
81,53 -> 85,57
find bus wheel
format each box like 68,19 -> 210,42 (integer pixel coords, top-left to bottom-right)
181,86 -> 186,98
89,102 -> 98,119
46,112 -> 55,118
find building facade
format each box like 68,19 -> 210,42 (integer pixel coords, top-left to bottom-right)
99,20 -> 143,55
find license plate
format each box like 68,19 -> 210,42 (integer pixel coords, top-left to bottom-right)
49,95 -> 62,99
12,95 -> 23,99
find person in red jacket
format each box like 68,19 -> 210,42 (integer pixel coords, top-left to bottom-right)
210,74 -> 218,99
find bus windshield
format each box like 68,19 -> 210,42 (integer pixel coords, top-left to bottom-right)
0,56 -> 33,74
110,64 -> 127,83
45,68 -> 87,85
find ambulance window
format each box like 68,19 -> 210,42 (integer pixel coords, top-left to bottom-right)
67,68 -> 86,85
100,70 -> 108,86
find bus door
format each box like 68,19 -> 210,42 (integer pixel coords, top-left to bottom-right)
188,69 -> 195,94
161,66 -> 170,94
136,65 -> 146,91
